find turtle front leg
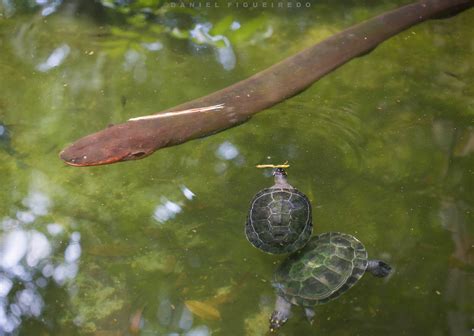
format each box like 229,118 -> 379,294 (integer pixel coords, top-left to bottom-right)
304,307 -> 315,324
367,260 -> 392,277
269,295 -> 292,332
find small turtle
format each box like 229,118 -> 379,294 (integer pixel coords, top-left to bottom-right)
245,166 -> 312,254
269,232 -> 391,332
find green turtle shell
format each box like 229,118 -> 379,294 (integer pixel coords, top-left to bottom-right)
245,187 -> 312,254
272,232 -> 368,307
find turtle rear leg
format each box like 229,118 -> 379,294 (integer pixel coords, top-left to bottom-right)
367,260 -> 392,277
304,308 -> 315,325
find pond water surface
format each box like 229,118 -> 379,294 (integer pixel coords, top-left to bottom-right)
0,1 -> 473,335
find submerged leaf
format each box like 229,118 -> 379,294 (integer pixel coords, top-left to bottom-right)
184,300 -> 221,320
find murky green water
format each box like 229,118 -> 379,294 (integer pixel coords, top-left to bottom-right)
1,1 -> 473,335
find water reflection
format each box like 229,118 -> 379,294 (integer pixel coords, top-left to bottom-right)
36,0 -> 63,16
142,41 -> 164,52
123,49 -> 147,83
216,141 -> 239,160
433,118 -> 474,336
153,185 -> 196,224
37,44 -> 71,72
439,200 -> 473,336
214,141 -> 245,174
154,197 -> 183,223
1,0 -> 63,17
0,190 -> 81,334
190,23 -> 236,71
180,185 -> 196,201
185,325 -> 210,336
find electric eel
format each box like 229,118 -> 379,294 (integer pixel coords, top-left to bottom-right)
60,0 -> 472,167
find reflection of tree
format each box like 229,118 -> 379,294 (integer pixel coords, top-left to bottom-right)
436,121 -> 474,336
0,189 -> 81,334
440,200 -> 473,336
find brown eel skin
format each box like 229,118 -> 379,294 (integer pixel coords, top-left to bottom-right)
60,0 -> 472,167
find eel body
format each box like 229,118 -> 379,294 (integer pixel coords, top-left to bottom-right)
60,0 -> 472,166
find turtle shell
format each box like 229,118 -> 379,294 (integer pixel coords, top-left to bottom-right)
272,232 -> 368,307
245,187 -> 312,254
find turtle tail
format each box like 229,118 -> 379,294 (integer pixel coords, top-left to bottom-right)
367,260 -> 392,277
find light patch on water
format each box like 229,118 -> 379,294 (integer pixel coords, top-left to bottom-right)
124,49 -> 141,70
216,141 -> 239,160
142,41 -> 163,51
71,232 -> 81,243
215,45 -> 236,71
180,185 -> 196,200
0,202 -> 81,334
22,191 -> 51,216
46,223 -> 63,236
249,26 -> 274,45
152,185 -> 198,224
0,276 -> 13,298
54,233 -> 81,284
1,217 -> 20,231
15,211 -> 35,223
42,264 -> 54,278
17,288 -> 43,316
53,264 -> 68,285
41,4 -> 59,16
0,305 -> 19,333
35,277 -> 48,288
185,325 -> 210,336
64,242 -> 81,263
230,21 -> 241,30
37,44 -> 70,72
123,49 -> 147,83
190,23 -> 236,71
214,161 -> 228,174
153,198 -> 183,223
0,230 -> 28,269
179,305 -> 194,330
26,231 -> 51,267
36,0 -> 62,16
11,265 -> 31,282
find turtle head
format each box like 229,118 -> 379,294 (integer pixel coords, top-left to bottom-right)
272,168 -> 291,188
269,295 -> 292,332
272,168 -> 287,177
269,310 -> 288,333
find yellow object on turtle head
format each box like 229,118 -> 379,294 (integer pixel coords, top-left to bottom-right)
256,161 -> 290,169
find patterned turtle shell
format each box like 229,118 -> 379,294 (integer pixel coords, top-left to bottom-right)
272,232 -> 368,307
245,169 -> 312,254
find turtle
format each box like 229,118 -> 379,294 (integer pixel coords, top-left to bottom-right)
269,232 -> 392,332
245,167 -> 312,254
